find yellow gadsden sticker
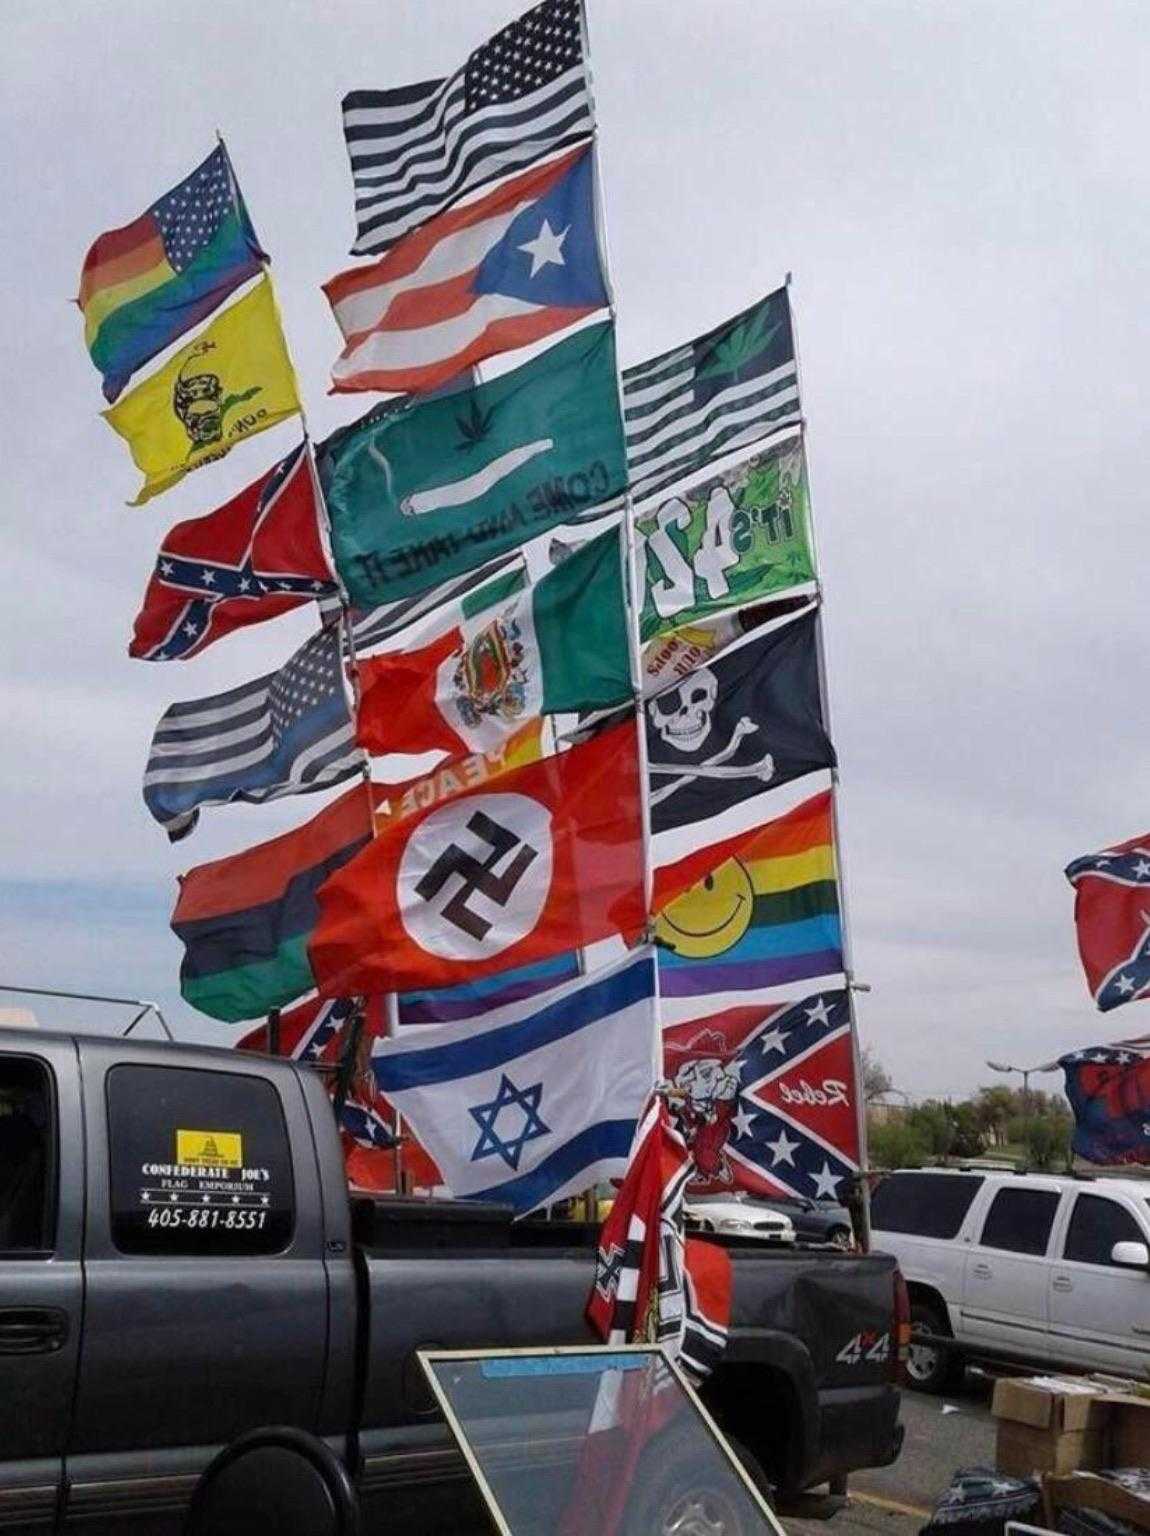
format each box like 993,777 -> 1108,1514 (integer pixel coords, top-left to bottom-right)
175,1129 -> 243,1168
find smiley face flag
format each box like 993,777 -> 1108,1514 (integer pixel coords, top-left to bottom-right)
103,277 -> 301,505
310,717 -> 647,998
652,790 -> 843,1025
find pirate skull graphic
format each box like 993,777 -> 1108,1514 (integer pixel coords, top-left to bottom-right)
173,343 -> 224,449
651,667 -> 718,753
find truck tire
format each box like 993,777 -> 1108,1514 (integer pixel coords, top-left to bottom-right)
907,1299 -> 962,1395
624,1427 -> 768,1536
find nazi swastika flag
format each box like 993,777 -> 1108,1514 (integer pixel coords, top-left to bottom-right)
309,718 -> 646,996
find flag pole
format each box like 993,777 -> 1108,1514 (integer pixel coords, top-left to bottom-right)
219,130 -> 402,1189
785,274 -> 872,1252
578,4 -> 657,927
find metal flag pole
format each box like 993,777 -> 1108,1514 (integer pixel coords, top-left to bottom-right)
578,3 -> 657,923
785,273 -> 872,1252
218,131 -> 402,1187
0,984 -> 175,1041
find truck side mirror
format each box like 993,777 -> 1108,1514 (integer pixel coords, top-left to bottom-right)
1110,1240 -> 1150,1269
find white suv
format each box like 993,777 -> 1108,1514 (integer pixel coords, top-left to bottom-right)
871,1168 -> 1150,1391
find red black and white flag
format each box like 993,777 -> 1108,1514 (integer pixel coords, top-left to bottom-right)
1066,834 -> 1150,1012
130,443 -> 337,661
662,988 -> 860,1205
587,1098 -> 731,1383
310,717 -> 647,999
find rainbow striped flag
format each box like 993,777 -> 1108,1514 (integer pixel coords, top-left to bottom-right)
654,790 -> 843,1021
78,145 -> 264,402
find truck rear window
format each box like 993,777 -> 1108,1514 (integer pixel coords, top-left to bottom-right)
106,1064 -> 295,1256
871,1173 -> 984,1239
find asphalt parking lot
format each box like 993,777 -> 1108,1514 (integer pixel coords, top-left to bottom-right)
788,1374 -> 997,1536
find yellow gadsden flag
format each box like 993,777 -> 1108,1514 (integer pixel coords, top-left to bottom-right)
102,276 -> 301,505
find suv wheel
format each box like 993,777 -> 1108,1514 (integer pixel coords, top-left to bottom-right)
907,1300 -> 961,1394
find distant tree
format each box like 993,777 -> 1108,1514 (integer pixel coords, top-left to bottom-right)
869,1118 -> 927,1170
861,1048 -> 893,1103
975,1086 -> 1016,1147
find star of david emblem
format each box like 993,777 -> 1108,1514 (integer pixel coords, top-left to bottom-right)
468,1074 -> 550,1171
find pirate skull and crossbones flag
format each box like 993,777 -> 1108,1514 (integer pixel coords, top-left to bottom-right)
645,608 -> 835,844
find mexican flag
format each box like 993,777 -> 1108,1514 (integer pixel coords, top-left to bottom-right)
357,527 -> 631,759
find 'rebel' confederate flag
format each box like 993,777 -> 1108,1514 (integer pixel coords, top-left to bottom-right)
309,716 -> 648,999
130,443 -> 337,661
1058,1038 -> 1150,1166
662,988 -> 860,1203
1066,833 -> 1150,1012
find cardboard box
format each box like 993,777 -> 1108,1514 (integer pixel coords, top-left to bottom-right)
992,1377 -> 1108,1478
1100,1393 -> 1150,1468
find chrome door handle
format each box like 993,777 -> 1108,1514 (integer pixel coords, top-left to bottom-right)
1052,1276 -> 1073,1293
972,1263 -> 993,1279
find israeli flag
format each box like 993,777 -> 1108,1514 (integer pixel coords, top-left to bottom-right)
372,951 -> 658,1216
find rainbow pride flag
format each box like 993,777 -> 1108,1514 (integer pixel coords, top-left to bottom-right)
654,790 -> 843,1015
78,145 -> 263,402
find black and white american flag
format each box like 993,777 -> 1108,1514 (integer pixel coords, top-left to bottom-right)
622,286 -> 802,508
143,625 -> 361,841
342,0 -> 593,256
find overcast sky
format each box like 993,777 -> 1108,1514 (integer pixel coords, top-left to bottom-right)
2,0 -> 1147,1096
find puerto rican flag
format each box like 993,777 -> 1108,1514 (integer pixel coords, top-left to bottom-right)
663,988 -> 860,1203
323,144 -> 607,396
130,443 -> 337,662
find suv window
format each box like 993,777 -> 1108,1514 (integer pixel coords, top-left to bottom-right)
871,1173 -> 984,1239
1064,1194 -> 1145,1266
0,1056 -> 54,1255
106,1064 -> 295,1256
979,1187 -> 1060,1255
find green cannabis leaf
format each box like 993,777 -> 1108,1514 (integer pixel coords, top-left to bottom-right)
697,304 -> 781,382
455,398 -> 497,451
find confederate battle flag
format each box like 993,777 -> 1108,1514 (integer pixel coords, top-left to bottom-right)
1059,1039 -> 1150,1166
1066,833 -> 1150,1012
661,988 -> 860,1203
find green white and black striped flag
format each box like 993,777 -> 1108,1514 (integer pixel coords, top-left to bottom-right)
623,286 -> 801,507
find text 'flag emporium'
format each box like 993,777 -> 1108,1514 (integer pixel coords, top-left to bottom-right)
78,145 -> 265,403
1066,834 -> 1150,1012
369,951 -> 659,1216
143,625 -> 361,842
171,781 -> 379,1023
315,320 -> 626,606
342,0 -> 593,257
646,607 -> 836,848
309,715 -> 646,1000
637,437 -> 814,642
662,988 -> 860,1203
622,286 -> 801,509
356,527 -> 630,760
325,145 -> 607,397
102,276 -> 302,506
130,443 -> 337,661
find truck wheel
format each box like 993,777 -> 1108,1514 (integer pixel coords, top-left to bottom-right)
624,1432 -> 766,1536
907,1299 -> 961,1394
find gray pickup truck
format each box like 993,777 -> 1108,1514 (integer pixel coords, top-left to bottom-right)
0,1028 -> 905,1534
